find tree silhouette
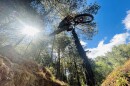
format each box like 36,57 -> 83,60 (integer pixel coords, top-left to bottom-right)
49,14 -> 96,86
0,0 -> 100,85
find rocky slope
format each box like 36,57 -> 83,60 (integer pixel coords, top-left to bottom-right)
0,45 -> 66,86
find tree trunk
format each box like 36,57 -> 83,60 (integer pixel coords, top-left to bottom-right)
51,36 -> 55,63
56,46 -> 61,79
14,36 -> 26,46
74,57 -> 81,86
72,29 -> 95,86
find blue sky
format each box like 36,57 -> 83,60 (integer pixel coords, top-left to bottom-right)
82,0 -> 130,58
6,0 -> 129,58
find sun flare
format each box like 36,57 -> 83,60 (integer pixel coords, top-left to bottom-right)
21,26 -> 40,36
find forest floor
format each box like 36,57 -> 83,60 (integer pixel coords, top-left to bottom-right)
0,45 -> 67,86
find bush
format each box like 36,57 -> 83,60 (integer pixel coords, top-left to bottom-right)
102,59 -> 130,86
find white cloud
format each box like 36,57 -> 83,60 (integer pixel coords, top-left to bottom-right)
123,10 -> 130,30
87,33 -> 130,58
80,40 -> 87,46
86,10 -> 130,58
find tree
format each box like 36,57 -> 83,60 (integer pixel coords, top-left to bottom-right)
0,0 -> 100,85
93,44 -> 130,85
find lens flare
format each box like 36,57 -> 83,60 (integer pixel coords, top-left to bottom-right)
21,26 -> 40,36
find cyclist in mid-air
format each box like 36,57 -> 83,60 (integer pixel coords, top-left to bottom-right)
50,13 -> 94,36
58,15 -> 74,31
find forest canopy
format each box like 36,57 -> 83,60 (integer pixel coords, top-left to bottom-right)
0,0 -> 130,86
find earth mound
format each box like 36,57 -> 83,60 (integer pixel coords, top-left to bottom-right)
0,45 -> 66,86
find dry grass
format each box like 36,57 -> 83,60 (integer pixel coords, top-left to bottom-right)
102,59 -> 130,86
0,45 -> 67,86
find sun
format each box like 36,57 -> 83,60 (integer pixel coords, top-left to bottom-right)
21,26 -> 40,36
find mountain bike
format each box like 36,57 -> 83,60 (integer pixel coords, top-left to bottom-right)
50,13 -> 94,36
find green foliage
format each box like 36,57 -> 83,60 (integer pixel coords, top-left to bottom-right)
102,59 -> 130,86
116,77 -> 128,86
92,44 -> 130,85
0,0 -> 100,86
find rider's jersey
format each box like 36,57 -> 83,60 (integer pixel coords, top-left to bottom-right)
58,15 -> 73,31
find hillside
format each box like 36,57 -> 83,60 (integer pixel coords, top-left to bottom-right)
0,45 -> 66,86
102,59 -> 130,86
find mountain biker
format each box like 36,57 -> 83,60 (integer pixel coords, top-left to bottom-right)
58,15 -> 74,31
50,13 -> 93,36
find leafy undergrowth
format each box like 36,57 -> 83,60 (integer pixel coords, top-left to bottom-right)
102,59 -> 130,86
0,45 -> 67,86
